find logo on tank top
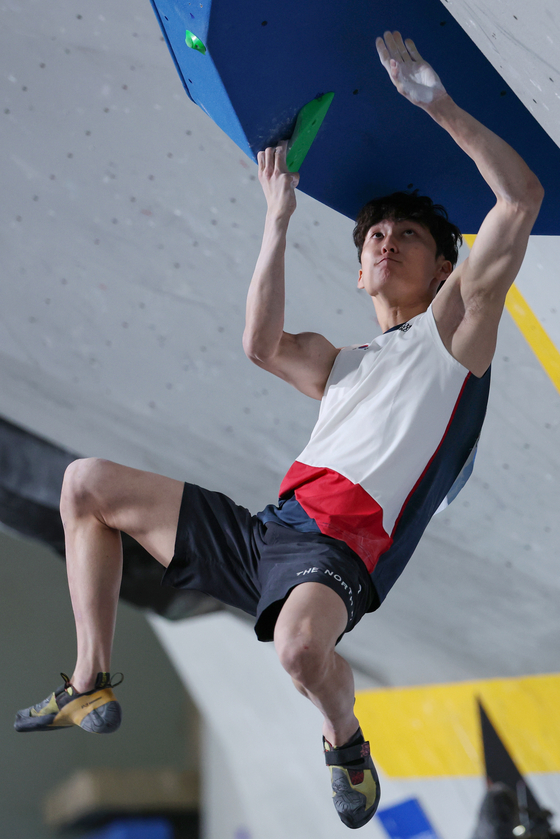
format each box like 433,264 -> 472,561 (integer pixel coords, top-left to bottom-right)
399,322 -> 412,332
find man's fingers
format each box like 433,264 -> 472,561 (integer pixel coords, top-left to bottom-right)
381,31 -> 398,62
274,140 -> 289,173
383,31 -> 404,64
379,31 -> 419,67
259,143 -> 288,174
275,142 -> 299,187
263,145 -> 276,172
377,32 -> 403,83
375,36 -> 391,68
392,31 -> 412,63
258,143 -> 299,191
377,32 -> 426,86
405,38 -> 423,63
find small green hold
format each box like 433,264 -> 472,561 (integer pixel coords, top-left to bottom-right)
185,30 -> 206,54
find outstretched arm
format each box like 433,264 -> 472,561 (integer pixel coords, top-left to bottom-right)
376,32 -> 544,375
243,142 -> 339,399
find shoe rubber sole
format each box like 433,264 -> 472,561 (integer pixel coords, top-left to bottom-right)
330,764 -> 381,829
14,688 -> 121,733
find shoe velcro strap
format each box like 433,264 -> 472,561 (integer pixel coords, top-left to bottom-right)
324,740 -> 370,766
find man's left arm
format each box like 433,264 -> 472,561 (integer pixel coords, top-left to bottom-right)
425,94 -> 543,375
377,32 -> 544,376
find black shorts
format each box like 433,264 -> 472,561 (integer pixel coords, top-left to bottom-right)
162,482 -> 375,642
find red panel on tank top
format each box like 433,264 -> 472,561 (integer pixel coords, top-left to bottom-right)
280,461 -> 392,573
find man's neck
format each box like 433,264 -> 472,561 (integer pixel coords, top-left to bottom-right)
374,300 -> 431,333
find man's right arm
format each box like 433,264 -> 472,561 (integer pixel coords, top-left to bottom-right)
242,144 -> 340,400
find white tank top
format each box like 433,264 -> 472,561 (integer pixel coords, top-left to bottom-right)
279,304 -> 490,579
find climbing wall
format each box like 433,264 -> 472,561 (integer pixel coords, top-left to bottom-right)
1,2 -> 560,838
148,0 -> 560,232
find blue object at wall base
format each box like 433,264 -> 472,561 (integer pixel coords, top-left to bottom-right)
378,797 -> 440,839
82,817 -> 173,839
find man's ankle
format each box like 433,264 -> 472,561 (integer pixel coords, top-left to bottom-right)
323,716 -> 361,748
69,672 -> 99,694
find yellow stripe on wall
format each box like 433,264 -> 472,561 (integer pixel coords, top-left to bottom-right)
462,233 -> 477,249
505,285 -> 560,394
355,673 -> 560,778
462,233 -> 560,394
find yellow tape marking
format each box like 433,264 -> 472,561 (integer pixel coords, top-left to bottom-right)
463,233 -> 560,394
462,233 -> 477,249
505,285 -> 560,394
355,673 -> 560,778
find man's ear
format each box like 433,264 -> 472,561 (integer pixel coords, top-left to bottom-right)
430,259 -> 453,296
438,259 -> 453,281
357,268 -> 364,289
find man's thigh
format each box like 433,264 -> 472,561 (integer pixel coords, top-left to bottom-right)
64,458 -> 184,567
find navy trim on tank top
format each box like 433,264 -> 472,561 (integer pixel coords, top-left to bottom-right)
384,322 -> 407,334
257,494 -> 321,534
370,365 -> 491,603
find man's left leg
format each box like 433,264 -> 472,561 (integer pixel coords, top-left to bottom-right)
274,582 -> 380,828
274,582 -> 357,745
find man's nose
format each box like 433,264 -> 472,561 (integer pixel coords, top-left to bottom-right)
382,237 -> 398,252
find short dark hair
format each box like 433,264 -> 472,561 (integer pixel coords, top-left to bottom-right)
353,190 -> 463,267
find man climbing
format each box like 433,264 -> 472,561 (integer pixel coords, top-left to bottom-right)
14,33 -> 542,830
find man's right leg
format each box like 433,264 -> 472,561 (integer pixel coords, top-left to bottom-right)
15,457 -> 184,732
61,457 -> 184,692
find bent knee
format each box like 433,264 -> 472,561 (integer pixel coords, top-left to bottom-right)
276,635 -> 331,689
60,457 -> 114,521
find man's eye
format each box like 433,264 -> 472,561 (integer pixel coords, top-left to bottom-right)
404,229 -> 415,235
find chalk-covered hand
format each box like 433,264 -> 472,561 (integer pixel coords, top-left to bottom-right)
376,31 -> 447,108
257,141 -> 299,220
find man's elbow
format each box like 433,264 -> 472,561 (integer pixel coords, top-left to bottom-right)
242,333 -> 275,366
528,173 -> 545,206
242,333 -> 258,363
500,175 -> 543,219
519,173 -> 544,211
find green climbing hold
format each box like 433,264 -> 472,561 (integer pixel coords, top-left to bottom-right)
286,91 -> 334,173
185,30 -> 207,54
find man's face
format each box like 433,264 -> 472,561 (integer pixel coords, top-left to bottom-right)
357,218 -> 452,302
